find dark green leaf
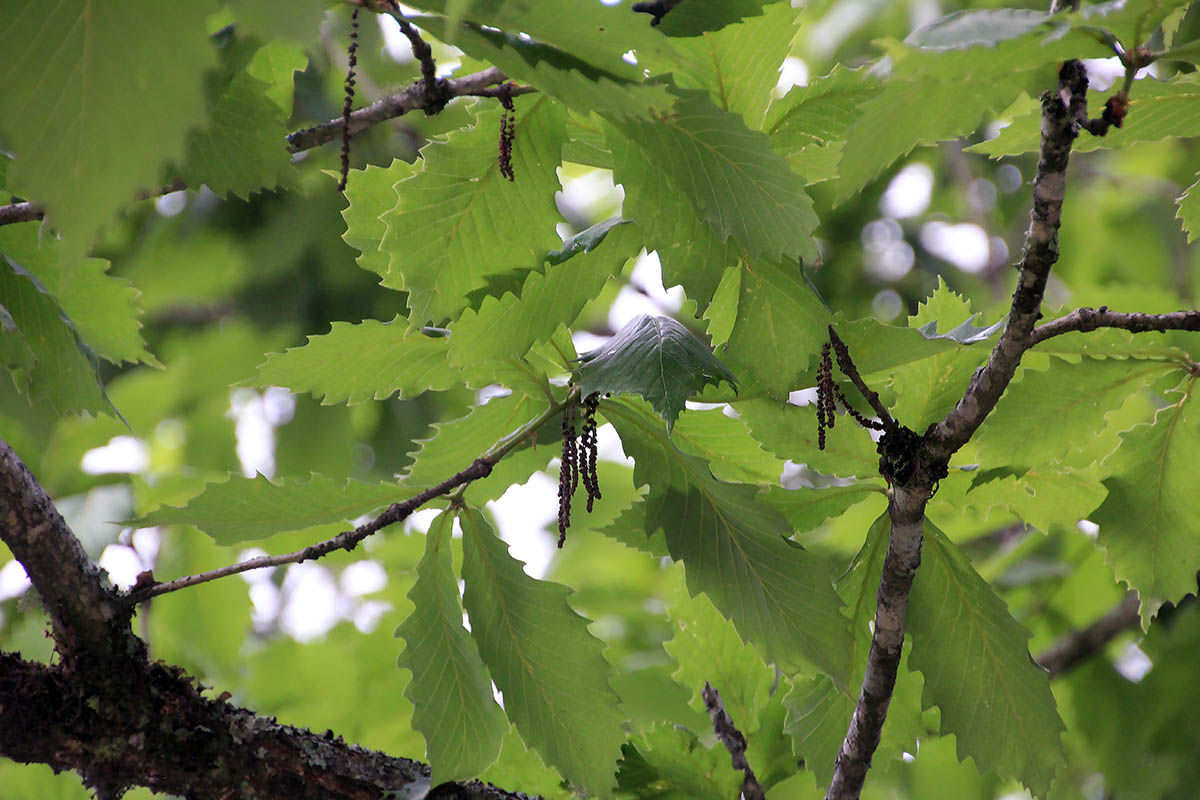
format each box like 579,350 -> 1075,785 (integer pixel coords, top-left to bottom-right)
604,397 -> 853,685
574,315 -> 736,432
397,511 -> 508,784
908,518 -> 1066,796
459,507 -> 625,794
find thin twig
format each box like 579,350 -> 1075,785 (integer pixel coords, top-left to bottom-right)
827,325 -> 896,431
702,682 -> 765,800
1031,306 -> 1200,345
125,391 -> 573,604
0,68 -> 535,227
1037,592 -> 1141,678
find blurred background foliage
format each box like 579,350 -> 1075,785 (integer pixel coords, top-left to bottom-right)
1,0 -> 1199,798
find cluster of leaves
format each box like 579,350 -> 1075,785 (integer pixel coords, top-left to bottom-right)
1,1 -> 1200,799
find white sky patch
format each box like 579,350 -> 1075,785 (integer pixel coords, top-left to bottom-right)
1114,641 -> 1153,682
788,388 -> 818,407
1083,56 -> 1156,92
631,251 -> 684,310
0,559 -> 31,601
99,544 -> 143,589
880,163 -> 933,219
1077,520 -> 1100,538
807,0 -> 878,59
81,435 -> 150,475
229,389 -> 277,479
341,560 -> 388,597
608,286 -> 665,329
487,472 -> 559,580
404,507 -> 443,535
557,168 -> 624,223
595,422 -> 633,466
919,221 -> 991,273
280,563 -> 346,642
573,329 -> 610,355
378,14 -> 416,63
249,582 -> 282,629
774,56 -> 810,97
622,49 -> 638,65
155,190 -> 188,217
872,289 -> 904,321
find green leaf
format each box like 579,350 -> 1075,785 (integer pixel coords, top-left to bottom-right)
616,90 -> 818,262
653,0 -> 772,37
606,124 -> 743,311
0,225 -> 156,367
890,281 -> 998,428
396,511 -> 508,784
907,518 -> 1066,796
762,483 -> 885,535
663,578 -> 774,734
670,407 -> 787,485
574,315 -> 736,432
415,16 -> 676,119
0,301 -> 35,392
252,318 -> 460,405
617,724 -> 740,800
402,389 -> 552,493
377,97 -> 569,326
0,0 -> 215,254
1094,382 -> 1200,617
974,357 -> 1181,469
948,465 -> 1108,536
131,474 -> 411,545
180,35 -> 297,197
0,256 -> 109,416
227,0 -> 327,45
1177,172 -> 1199,243
724,260 -> 831,399
458,507 -> 625,795
735,398 -> 882,479
970,73 -> 1200,157
905,8 -> 1051,50
835,29 -> 1108,200
603,397 -> 853,685
448,219 -> 637,366
661,2 -> 799,129
766,65 -> 882,183
409,0 -> 688,82
1078,0 -> 1192,48
342,159 -> 419,277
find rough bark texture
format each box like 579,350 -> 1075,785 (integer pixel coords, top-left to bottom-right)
0,437 -> 536,800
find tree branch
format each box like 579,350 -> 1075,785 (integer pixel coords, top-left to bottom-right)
828,58 -> 1102,800
0,650 -> 538,800
924,60 -> 1090,464
826,487 -> 929,800
0,67 -> 535,228
0,437 -> 542,799
0,439 -> 127,668
1030,306 -> 1200,345
702,682 -> 765,800
125,390 -> 573,604
1037,592 -> 1141,679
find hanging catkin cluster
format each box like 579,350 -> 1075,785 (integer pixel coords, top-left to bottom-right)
337,7 -> 360,192
556,394 -> 601,547
816,342 -> 882,450
498,93 -> 516,181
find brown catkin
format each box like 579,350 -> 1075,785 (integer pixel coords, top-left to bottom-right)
498,93 -> 516,181
337,8 -> 360,192
557,407 -> 577,548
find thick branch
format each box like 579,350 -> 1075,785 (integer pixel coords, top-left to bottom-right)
1031,306 -> 1200,345
826,487 -> 928,800
1037,592 -> 1141,679
0,439 -> 126,666
925,60 -> 1088,463
0,651 -> 536,800
0,68 -> 534,227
